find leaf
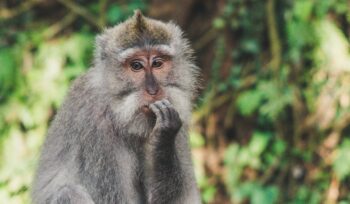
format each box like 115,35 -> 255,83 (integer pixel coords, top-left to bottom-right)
233,182 -> 256,203
258,81 -> 293,120
273,139 -> 286,155
189,131 -> 205,148
224,143 -> 240,167
333,139 -> 350,181
249,132 -> 271,156
107,4 -> 122,24
294,1 -> 314,20
202,185 -> 216,203
0,49 -> 18,99
241,39 -> 259,54
213,18 -> 226,29
251,186 -> 279,204
236,89 -> 264,116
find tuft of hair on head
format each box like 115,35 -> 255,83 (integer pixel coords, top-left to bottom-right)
114,9 -> 171,49
133,9 -> 147,33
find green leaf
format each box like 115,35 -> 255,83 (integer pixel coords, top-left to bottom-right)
258,81 -> 293,120
248,132 -> 271,156
251,186 -> 278,204
236,89 -> 264,116
233,182 -> 256,203
107,4 -> 123,24
189,131 -> 205,148
333,139 -> 350,180
213,18 -> 226,29
294,1 -> 314,20
202,185 -> 216,203
0,49 -> 18,99
241,39 -> 259,54
273,139 -> 286,155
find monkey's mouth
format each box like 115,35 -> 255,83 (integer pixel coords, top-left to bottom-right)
141,105 -> 150,112
141,104 -> 159,119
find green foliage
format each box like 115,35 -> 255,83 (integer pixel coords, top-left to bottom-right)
212,18 -> 225,29
0,30 -> 94,202
333,139 -> 350,181
293,185 -> 322,204
107,1 -> 146,24
0,1 -> 110,202
198,176 -> 216,203
237,80 -> 293,120
234,182 -> 278,204
194,0 -> 350,202
0,49 -> 18,99
189,131 -> 205,148
224,132 -> 280,202
236,89 -> 263,116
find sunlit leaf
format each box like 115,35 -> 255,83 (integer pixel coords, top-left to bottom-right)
333,139 -> 350,181
248,132 -> 271,156
189,131 -> 205,148
236,89 -> 264,116
251,185 -> 278,204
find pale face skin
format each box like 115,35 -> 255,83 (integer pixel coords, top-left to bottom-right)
122,49 -> 173,115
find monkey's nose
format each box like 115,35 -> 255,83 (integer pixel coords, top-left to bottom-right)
145,72 -> 160,95
146,87 -> 159,95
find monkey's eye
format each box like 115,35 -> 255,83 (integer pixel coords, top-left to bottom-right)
130,61 -> 143,71
152,59 -> 163,68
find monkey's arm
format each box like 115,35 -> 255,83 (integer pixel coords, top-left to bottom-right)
149,100 -> 201,204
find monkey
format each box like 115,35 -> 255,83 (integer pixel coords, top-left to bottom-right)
32,10 -> 201,204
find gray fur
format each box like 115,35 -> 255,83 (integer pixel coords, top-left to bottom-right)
32,12 -> 200,204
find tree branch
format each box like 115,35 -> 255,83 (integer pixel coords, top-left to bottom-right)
57,0 -> 103,30
0,0 -> 42,19
266,0 -> 282,72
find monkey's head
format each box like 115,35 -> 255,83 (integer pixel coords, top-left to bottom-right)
92,10 -> 199,132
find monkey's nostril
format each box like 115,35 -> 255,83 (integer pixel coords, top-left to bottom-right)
147,88 -> 159,95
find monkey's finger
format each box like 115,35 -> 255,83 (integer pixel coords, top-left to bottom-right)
163,99 -> 172,107
163,99 -> 177,120
160,100 -> 172,122
151,101 -> 166,121
153,101 -> 168,121
149,104 -> 163,121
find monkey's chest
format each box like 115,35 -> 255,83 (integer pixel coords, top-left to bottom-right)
81,150 -> 149,203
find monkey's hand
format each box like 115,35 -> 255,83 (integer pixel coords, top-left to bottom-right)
149,99 -> 182,145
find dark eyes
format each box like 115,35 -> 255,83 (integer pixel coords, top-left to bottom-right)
130,61 -> 143,71
152,59 -> 163,68
129,59 -> 164,71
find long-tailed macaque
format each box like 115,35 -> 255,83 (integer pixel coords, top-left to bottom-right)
32,10 -> 201,204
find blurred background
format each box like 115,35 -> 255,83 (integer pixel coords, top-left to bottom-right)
1,0 -> 350,203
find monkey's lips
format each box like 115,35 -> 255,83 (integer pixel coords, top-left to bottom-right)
141,105 -> 153,116
142,104 -> 160,121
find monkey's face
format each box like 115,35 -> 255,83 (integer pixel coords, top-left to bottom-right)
102,43 -> 193,135
94,12 -> 198,131
121,47 -> 175,115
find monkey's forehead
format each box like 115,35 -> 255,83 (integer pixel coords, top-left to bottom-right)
113,14 -> 172,49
